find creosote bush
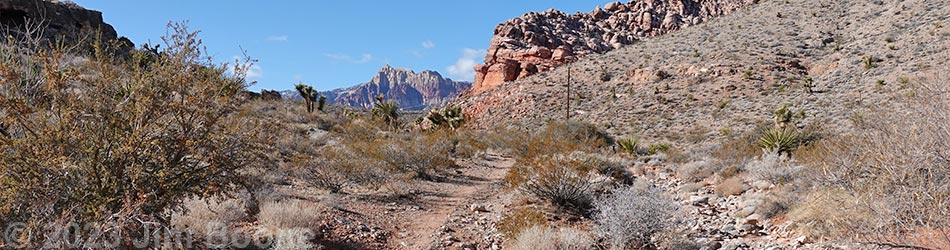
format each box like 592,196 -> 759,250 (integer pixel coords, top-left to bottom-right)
507,155 -> 596,212
0,23 -> 271,247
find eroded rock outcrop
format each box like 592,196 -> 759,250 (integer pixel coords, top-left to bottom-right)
323,65 -> 471,110
0,0 -> 129,48
470,0 -> 754,94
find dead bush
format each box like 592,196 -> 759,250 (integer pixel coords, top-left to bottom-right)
676,160 -> 716,182
594,182 -> 678,249
798,76 -> 950,248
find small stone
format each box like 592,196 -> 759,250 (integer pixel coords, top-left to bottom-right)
751,180 -> 772,190
794,235 -> 810,244
689,195 -> 710,206
735,206 -> 756,218
719,225 -> 738,236
470,203 -> 489,212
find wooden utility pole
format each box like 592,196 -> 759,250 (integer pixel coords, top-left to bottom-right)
566,66 -> 571,121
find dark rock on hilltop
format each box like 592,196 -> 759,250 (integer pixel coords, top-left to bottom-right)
0,0 -> 131,48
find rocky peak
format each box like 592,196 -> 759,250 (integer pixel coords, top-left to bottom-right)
469,0 -> 755,95
323,65 -> 471,110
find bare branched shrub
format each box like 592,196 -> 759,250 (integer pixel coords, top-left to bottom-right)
0,23 -> 271,247
676,159 -> 716,182
798,75 -> 950,248
744,152 -> 802,185
507,226 -> 595,250
594,182 -> 677,249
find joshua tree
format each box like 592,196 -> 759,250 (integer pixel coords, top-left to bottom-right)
294,83 -> 320,113
424,106 -> 464,130
318,96 -> 327,112
372,95 -> 399,128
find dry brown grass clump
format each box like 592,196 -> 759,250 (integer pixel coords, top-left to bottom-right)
714,176 -> 748,196
506,226 -> 595,250
497,207 -> 548,239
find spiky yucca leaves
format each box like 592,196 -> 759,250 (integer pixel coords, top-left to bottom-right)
371,95 -> 399,128
423,106 -> 464,130
758,127 -> 799,155
617,137 -> 640,154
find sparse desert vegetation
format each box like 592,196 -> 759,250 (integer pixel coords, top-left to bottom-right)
1,0 -> 948,249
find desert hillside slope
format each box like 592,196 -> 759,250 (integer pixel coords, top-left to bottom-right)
459,0 -> 949,142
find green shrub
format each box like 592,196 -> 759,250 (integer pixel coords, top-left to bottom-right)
648,143 -> 673,155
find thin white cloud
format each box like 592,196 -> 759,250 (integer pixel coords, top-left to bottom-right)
266,35 -> 288,42
446,48 -> 485,81
422,40 -> 435,49
325,53 -> 374,64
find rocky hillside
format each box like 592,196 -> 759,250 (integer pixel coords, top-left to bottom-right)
321,65 -> 471,110
469,0 -> 755,95
458,0 -> 950,142
0,0 -> 130,48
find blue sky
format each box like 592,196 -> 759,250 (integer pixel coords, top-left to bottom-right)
72,1 -> 605,91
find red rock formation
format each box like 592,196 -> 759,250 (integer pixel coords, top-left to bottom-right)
469,0 -> 754,95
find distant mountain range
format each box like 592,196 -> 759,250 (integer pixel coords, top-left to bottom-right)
281,65 -> 470,110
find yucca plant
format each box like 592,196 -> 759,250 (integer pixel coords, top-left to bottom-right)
617,137 -> 640,154
371,95 -> 399,128
758,127 -> 799,155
